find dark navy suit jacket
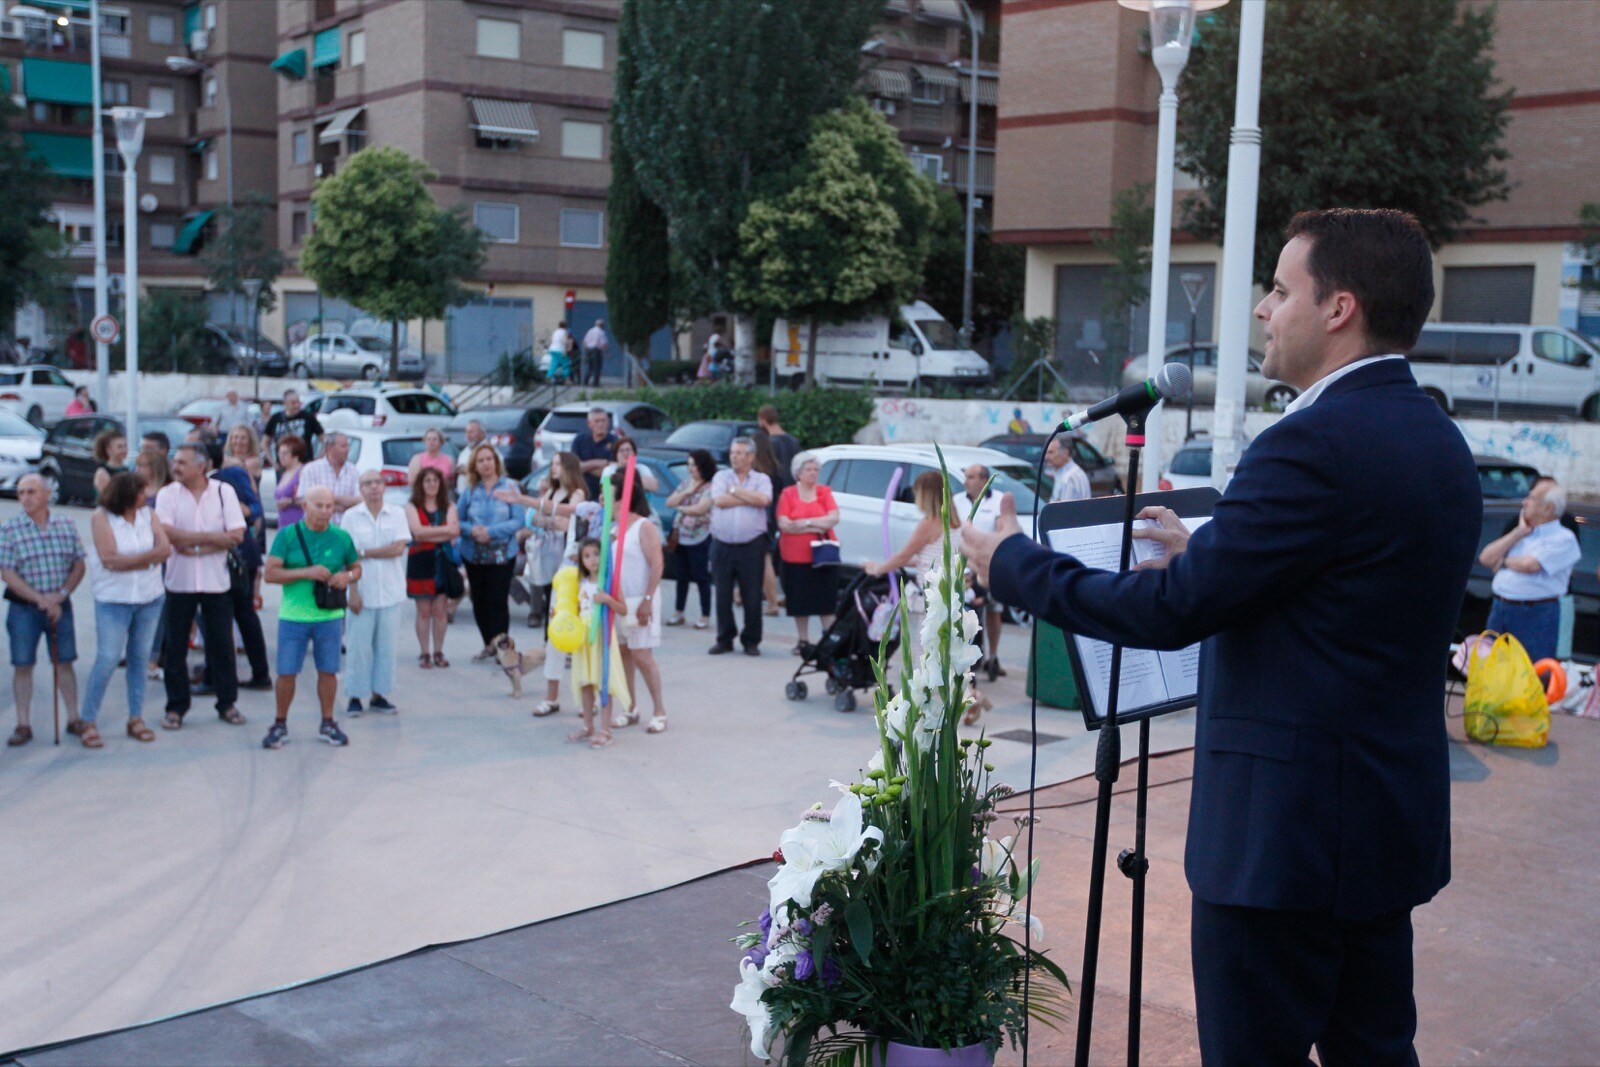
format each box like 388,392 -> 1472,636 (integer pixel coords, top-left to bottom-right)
990,359 -> 1481,919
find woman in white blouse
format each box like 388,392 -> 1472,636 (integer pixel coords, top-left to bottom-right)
80,471 -> 172,746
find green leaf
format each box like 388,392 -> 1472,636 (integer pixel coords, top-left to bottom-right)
844,899 -> 874,966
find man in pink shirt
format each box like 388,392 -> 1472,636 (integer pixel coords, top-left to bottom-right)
155,443 -> 247,730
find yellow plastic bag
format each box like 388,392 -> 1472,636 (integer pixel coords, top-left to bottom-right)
1463,631 -> 1549,748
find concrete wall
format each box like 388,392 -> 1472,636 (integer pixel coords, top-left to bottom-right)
63,371 -> 518,415
866,397 -> 1600,497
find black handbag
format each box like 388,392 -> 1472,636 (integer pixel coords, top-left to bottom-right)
294,522 -> 347,611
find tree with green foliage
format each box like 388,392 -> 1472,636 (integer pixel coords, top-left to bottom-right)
732,100 -> 938,387
299,146 -> 486,377
612,0 -> 882,318
0,99 -> 68,335
201,192 -> 285,319
1579,203 -> 1600,293
1179,0 -> 1511,285
115,290 -> 211,374
1093,182 -> 1154,387
920,189 -> 1024,348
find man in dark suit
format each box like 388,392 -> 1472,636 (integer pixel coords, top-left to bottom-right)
964,209 -> 1482,1065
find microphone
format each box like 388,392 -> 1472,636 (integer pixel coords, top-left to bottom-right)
1061,362 -> 1192,431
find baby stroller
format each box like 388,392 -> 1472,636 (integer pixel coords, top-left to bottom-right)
785,571 -> 902,712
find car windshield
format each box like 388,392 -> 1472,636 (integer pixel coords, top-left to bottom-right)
1169,447 -> 1212,477
0,408 -> 43,437
0,371 -> 22,385
382,439 -> 426,466
1479,465 -> 1538,500
988,464 -> 1042,513
543,412 -> 589,434
467,409 -> 523,431
353,336 -> 389,352
665,423 -> 734,449
914,318 -> 963,351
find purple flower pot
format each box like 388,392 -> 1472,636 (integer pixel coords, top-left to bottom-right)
878,1040 -> 994,1067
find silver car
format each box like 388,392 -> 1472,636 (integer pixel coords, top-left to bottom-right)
289,332 -> 425,380
1122,344 -> 1297,411
260,428 -> 425,526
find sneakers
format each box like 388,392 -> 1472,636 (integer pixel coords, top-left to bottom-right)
262,721 -> 288,749
319,720 -> 349,746
347,697 -> 363,717
369,695 -> 397,714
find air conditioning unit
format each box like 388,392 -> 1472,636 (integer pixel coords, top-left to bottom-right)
874,99 -> 898,116
0,17 -> 23,40
314,162 -> 325,178
188,29 -> 209,53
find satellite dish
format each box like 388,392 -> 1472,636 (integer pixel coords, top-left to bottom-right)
139,193 -> 158,213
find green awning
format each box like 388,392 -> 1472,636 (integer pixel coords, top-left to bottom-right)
0,66 -> 10,96
22,132 -> 93,178
183,4 -> 200,40
21,57 -> 94,106
172,211 -> 214,254
271,49 -> 307,79
312,28 -> 340,68
188,138 -> 209,154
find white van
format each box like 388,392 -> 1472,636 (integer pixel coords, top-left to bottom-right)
1408,323 -> 1600,420
771,301 -> 992,390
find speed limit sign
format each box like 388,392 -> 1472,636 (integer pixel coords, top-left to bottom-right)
90,314 -> 120,346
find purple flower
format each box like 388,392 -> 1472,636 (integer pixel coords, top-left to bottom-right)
821,957 -> 843,987
794,951 -> 816,981
970,865 -> 983,885
758,908 -> 773,937
797,919 -> 813,937
743,945 -> 768,969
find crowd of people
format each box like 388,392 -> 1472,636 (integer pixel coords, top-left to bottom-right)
2,383 -> 1141,755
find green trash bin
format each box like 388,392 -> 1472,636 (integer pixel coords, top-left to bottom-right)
1026,618 -> 1081,711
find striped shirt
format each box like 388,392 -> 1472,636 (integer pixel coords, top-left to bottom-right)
709,468 -> 773,545
0,512 -> 86,593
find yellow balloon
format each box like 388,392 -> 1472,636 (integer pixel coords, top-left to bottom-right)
548,564 -> 584,653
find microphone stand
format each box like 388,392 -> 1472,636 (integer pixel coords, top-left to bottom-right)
1073,408 -> 1153,1067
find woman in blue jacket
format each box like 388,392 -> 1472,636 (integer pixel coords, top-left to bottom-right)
457,443 -> 524,661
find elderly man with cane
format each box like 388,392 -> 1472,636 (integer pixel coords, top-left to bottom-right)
0,473 -> 87,746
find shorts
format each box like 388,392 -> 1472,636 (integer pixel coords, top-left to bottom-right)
276,617 -> 344,676
6,599 -> 77,666
617,595 -> 662,651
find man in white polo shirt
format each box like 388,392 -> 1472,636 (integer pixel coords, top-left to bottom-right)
156,443 -> 247,729
297,430 -> 361,523
1478,476 -> 1581,663
342,469 -> 411,717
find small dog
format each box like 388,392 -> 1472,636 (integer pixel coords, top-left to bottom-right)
492,633 -> 546,698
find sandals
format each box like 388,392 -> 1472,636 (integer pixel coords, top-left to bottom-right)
963,696 -> 993,727
7,725 -> 33,746
647,715 -> 668,734
126,719 -> 156,743
664,614 -> 686,627
77,723 -> 104,749
693,618 -> 709,630
218,707 -> 246,726
611,708 -> 640,729
533,701 -> 561,717
419,653 -> 434,670
433,652 -> 449,669
472,646 -> 496,663
565,727 -> 594,743
589,731 -> 614,749
162,713 -> 182,731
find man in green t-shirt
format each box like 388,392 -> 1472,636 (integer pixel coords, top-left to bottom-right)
262,485 -> 361,749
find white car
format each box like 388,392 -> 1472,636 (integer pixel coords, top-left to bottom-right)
305,386 -> 458,435
260,428 -> 428,526
0,364 -> 77,425
1158,436 -> 1215,491
532,400 -> 676,466
0,406 -> 46,494
289,332 -> 425,380
1123,344 -> 1297,411
808,444 -> 1041,572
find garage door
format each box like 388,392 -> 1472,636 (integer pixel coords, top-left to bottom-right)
1442,266 -> 1535,324
445,297 -> 533,380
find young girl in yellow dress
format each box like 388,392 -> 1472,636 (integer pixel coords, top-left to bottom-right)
568,538 -> 630,749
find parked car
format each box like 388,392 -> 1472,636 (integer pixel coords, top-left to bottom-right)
260,428 -> 426,526
533,401 -> 676,466
1407,323 -> 1600,420
202,323 -> 290,377
304,385 -> 458,435
654,419 -> 765,464
0,363 -> 77,426
1122,344 -> 1297,411
0,406 -> 46,495
978,433 -> 1122,496
38,414 -> 193,505
1158,437 -> 1215,491
1161,441 -> 1549,500
1459,500 -> 1600,662
450,406 -> 548,481
176,397 -> 267,429
808,444 -> 1041,571
771,301 -> 992,389
289,332 -> 425,380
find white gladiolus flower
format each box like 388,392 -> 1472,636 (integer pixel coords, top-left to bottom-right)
731,959 -> 775,1061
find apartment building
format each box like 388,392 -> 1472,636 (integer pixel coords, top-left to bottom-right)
2,0 -> 277,351
996,0 -> 1600,387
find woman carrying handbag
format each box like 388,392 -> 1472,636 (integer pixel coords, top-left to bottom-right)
774,451 -> 842,652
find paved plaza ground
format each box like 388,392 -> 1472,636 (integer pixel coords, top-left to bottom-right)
0,498 -> 1193,1055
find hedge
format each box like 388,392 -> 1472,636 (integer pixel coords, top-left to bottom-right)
596,383 -> 875,450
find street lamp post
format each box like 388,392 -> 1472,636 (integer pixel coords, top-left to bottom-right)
242,278 -> 263,403
166,55 -> 234,323
1118,0 -> 1226,493
109,106 -> 159,445
954,0 -> 981,347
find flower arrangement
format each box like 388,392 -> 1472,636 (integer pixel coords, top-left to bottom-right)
732,479 -> 1071,1064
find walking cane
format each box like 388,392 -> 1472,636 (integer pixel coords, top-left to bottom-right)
49,616 -> 61,746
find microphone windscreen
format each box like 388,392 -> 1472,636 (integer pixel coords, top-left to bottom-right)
1155,361 -> 1193,401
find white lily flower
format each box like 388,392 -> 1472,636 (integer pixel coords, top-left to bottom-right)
980,835 -> 1016,880
731,959 -> 775,1061
768,792 -> 885,910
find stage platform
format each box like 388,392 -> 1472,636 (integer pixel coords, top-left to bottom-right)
16,699 -> 1599,1066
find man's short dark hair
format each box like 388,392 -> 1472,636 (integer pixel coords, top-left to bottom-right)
758,404 -> 780,425
1283,208 -> 1434,353
141,430 -> 170,452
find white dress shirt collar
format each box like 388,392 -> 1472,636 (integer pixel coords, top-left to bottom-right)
1284,354 -> 1406,415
